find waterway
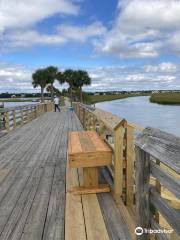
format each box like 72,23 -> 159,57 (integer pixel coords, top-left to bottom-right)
96,96 -> 180,137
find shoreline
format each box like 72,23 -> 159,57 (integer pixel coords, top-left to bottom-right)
89,93 -> 180,105
150,93 -> 180,105
87,93 -> 149,104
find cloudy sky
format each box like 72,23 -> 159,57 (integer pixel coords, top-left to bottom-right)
0,0 -> 180,92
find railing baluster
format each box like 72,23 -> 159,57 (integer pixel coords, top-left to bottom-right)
13,110 -> 16,129
5,112 -> 10,132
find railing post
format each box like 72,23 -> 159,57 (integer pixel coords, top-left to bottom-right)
125,125 -> 135,208
113,124 -> 124,200
13,110 -> 16,129
135,147 -> 150,240
28,109 -> 31,122
5,112 -> 10,132
155,159 -> 161,223
21,110 -> 24,125
82,108 -> 85,128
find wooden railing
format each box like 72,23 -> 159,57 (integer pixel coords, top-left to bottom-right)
0,102 -> 53,133
135,128 -> 180,239
73,102 -> 180,239
73,102 -> 143,210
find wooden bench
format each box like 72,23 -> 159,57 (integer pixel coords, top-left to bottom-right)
68,131 -> 112,194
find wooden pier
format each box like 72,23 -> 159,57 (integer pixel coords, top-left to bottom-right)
0,103 -> 179,240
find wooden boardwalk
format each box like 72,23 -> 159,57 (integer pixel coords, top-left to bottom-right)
0,109 -> 132,240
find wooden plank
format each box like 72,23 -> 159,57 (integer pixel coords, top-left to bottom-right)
65,167 -> 87,240
150,217 -> 169,240
114,125 -> 124,198
87,131 -> 112,152
150,186 -> 180,235
99,167 -> 135,240
70,185 -> 110,195
0,111 -> 69,240
78,131 -> 96,152
82,194 -> 109,240
135,127 -> 180,174
6,113 -> 65,239
78,168 -> 110,240
83,167 -> 98,187
135,147 -> 150,240
68,132 -> 82,154
69,151 -> 112,168
150,161 -> 180,199
98,193 -> 132,240
125,125 -> 134,207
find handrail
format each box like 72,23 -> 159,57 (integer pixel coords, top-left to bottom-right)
0,102 -> 53,133
135,127 -> 180,239
0,102 -> 49,113
73,102 -> 180,239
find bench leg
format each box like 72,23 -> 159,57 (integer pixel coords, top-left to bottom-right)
70,167 -> 110,195
83,167 -> 98,187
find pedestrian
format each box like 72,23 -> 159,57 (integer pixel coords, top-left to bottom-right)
54,96 -> 60,112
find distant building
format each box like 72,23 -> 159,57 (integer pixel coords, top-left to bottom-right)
11,95 -> 16,98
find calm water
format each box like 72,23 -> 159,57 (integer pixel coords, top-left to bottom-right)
3,102 -> 34,108
96,96 -> 180,137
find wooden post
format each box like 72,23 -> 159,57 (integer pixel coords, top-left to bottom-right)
83,108 -> 85,128
114,125 -> 124,200
21,110 -> 24,125
34,107 -> 37,118
28,109 -> 31,122
13,110 -> 16,129
125,125 -> 134,208
83,167 -> 98,187
5,112 -> 10,132
135,147 -> 150,240
155,160 -> 161,223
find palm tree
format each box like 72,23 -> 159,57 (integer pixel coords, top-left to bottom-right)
56,71 -> 65,85
32,69 -> 48,102
46,66 -> 58,102
74,70 -> 91,102
62,69 -> 76,105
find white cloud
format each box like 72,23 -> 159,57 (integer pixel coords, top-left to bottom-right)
86,62 -> 180,91
0,0 -> 79,32
0,22 -> 106,52
0,61 -> 179,93
145,62 -> 177,73
57,22 -> 106,43
95,0 -> 180,58
0,63 -> 32,92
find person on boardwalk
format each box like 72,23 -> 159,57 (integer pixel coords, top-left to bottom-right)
54,96 -> 60,112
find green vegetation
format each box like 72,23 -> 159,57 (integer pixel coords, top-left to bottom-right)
0,98 -> 34,102
62,69 -> 91,104
32,67 -> 91,104
32,67 -> 63,102
86,93 -> 149,104
150,93 -> 180,105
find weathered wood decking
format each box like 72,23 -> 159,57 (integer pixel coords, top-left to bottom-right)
0,108 -> 132,240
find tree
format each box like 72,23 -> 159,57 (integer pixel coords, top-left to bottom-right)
62,69 -> 76,105
46,85 -> 61,97
56,71 -> 65,85
73,70 -> 91,102
46,66 -> 58,102
32,69 -> 48,102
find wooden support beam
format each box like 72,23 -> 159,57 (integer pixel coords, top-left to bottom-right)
114,125 -> 124,200
5,112 -> 10,132
135,147 -> 150,240
125,125 -> 134,208
13,110 -> 16,129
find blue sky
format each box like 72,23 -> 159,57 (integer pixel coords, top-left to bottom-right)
0,0 -> 180,92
